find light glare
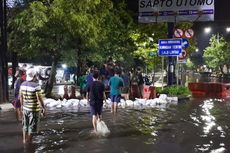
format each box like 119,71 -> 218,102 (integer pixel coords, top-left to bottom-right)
226,27 -> 230,32
62,64 -> 67,69
204,27 -> 211,34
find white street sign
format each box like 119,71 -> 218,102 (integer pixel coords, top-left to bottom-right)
139,0 -> 215,23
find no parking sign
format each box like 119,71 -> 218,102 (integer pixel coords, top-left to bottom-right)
174,29 -> 183,38
184,29 -> 194,39
174,28 -> 195,39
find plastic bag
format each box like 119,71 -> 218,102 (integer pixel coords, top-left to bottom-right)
96,120 -> 110,136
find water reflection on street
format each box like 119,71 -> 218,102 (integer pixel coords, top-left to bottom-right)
1,98 -> 230,153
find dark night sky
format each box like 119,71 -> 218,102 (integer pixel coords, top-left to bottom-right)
215,0 -> 230,21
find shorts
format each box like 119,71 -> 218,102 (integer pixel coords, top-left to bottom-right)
13,99 -> 21,109
90,103 -> 103,116
110,95 -> 121,103
22,110 -> 39,134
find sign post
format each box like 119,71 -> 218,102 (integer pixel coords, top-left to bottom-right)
168,22 -> 176,86
158,26 -> 183,85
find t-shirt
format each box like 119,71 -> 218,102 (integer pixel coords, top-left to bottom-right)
20,81 -> 42,112
86,74 -> 93,88
109,76 -> 124,95
87,81 -> 105,105
78,75 -> 86,90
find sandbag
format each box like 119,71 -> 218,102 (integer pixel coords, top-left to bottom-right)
96,120 -> 110,136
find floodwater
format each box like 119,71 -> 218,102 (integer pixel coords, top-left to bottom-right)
0,98 -> 230,153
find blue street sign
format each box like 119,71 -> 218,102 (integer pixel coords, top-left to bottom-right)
182,38 -> 189,49
158,39 -> 182,56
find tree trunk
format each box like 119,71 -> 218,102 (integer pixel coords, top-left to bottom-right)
11,52 -> 18,89
76,49 -> 82,84
0,0 -> 8,103
45,56 -> 58,98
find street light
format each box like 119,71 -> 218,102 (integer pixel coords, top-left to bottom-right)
196,48 -> 199,52
204,27 -> 212,34
226,27 -> 230,33
62,64 -> 67,69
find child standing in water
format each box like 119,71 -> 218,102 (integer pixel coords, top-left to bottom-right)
87,70 -> 106,133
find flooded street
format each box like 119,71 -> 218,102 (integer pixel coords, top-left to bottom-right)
1,98 -> 230,153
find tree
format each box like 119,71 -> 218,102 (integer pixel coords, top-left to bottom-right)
8,0 -> 132,97
89,0 -> 136,68
8,0 -> 99,96
203,35 -> 229,74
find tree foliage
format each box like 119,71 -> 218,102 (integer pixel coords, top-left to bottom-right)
203,35 -> 229,72
8,0 -> 138,96
90,0 -> 136,67
8,0 -> 137,65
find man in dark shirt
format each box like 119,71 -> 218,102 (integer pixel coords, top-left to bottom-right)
87,71 -> 106,132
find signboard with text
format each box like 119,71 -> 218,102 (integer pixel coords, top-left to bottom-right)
139,0 -> 215,23
158,39 -> 182,56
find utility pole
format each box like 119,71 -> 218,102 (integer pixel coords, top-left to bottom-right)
0,0 -> 8,103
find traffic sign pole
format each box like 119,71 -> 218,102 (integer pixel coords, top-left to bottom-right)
167,22 -> 175,86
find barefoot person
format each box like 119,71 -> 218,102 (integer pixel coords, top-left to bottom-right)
87,70 -> 106,132
108,68 -> 124,114
20,68 -> 46,144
